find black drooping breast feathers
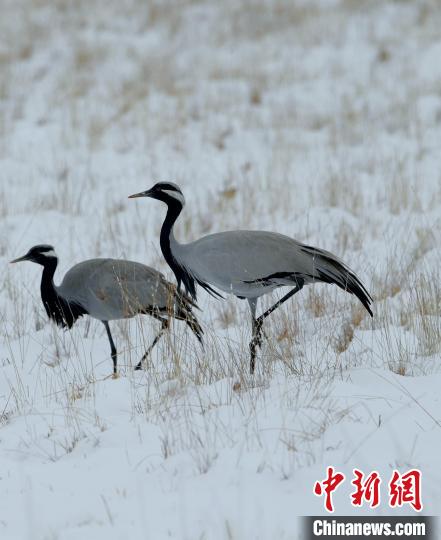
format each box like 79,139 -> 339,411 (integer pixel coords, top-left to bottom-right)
40,263 -> 87,328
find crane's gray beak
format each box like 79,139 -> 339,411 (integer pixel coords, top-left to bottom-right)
10,253 -> 31,264
128,188 -> 153,199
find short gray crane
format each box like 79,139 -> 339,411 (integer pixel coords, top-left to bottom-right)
129,182 -> 373,373
11,244 -> 203,376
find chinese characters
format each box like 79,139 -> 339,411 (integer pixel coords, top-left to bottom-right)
314,467 -> 422,513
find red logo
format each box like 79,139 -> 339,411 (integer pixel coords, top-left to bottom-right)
314,467 -> 423,513
351,469 -> 381,508
389,469 -> 423,511
314,466 -> 346,513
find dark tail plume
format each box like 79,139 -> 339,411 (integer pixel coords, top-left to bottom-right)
302,245 -> 373,317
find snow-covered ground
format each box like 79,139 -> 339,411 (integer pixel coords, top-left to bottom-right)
1,0 -> 441,537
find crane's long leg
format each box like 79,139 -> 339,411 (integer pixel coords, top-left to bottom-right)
135,318 -> 169,371
103,321 -> 118,376
257,280 -> 304,323
247,298 -> 260,375
247,280 -> 304,374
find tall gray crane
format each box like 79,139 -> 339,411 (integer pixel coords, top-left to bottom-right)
129,182 -> 373,373
11,244 -> 203,376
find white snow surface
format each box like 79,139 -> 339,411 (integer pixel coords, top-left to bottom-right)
1,1 -> 441,538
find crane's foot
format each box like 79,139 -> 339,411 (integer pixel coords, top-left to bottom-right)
103,372 -> 120,380
134,355 -> 149,371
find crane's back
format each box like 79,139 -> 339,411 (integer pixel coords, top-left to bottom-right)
59,258 -> 174,321
175,230 -> 317,293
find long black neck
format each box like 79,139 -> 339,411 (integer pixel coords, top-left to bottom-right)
40,259 -> 59,317
40,259 -> 84,328
159,200 -> 198,299
159,200 -> 182,271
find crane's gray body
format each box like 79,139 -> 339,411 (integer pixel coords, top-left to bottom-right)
58,258 -> 183,321
128,181 -> 372,373
11,243 -> 203,375
172,230 -> 355,299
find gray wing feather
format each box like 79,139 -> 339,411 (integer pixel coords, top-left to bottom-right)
177,231 -> 314,286
176,230 -> 372,315
58,259 -> 175,321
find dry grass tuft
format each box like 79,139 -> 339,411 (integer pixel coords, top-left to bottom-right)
305,288 -> 327,318
333,322 -> 354,354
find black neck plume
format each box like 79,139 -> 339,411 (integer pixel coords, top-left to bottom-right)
159,200 -> 198,299
159,200 -> 181,268
40,259 -> 86,328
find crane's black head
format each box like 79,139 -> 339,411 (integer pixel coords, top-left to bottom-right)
128,182 -> 185,207
10,244 -> 58,267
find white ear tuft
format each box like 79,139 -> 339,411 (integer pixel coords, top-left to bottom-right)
163,189 -> 185,206
42,249 -> 58,258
